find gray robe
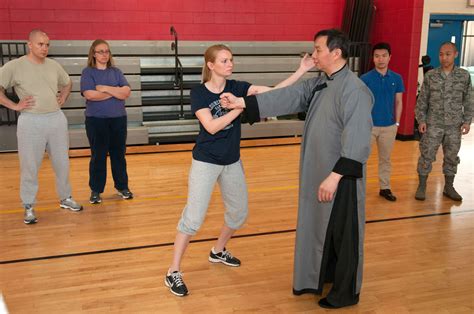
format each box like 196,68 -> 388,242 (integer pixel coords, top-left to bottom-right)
250,65 -> 373,295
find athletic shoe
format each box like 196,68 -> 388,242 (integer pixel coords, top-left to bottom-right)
89,191 -> 102,204
117,188 -> 133,199
23,204 -> 37,224
165,271 -> 189,297
379,189 -> 396,201
60,197 -> 83,211
209,247 -> 241,267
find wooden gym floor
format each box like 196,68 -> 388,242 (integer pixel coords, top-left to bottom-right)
0,132 -> 473,313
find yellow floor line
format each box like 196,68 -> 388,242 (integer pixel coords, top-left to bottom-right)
0,173 -> 441,215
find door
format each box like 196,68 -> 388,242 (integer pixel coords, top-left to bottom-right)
426,18 -> 464,68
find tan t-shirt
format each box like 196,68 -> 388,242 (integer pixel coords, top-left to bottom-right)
0,55 -> 70,114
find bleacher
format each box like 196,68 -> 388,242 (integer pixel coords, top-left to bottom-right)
1,37 -> 333,151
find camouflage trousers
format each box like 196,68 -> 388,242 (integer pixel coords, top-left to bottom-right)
417,125 -> 462,176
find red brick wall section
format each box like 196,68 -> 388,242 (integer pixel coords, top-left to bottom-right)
0,0 -> 344,40
372,0 -> 424,136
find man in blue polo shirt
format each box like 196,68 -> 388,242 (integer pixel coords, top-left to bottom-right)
361,42 -> 405,201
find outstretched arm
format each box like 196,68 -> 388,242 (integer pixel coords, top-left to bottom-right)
221,76 -> 317,125
247,53 -> 314,95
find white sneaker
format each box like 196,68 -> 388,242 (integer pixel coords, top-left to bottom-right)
60,197 -> 83,212
23,204 -> 38,224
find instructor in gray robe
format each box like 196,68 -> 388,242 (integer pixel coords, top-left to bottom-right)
221,29 -> 373,309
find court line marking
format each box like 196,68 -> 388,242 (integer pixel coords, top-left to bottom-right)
1,209 -> 472,265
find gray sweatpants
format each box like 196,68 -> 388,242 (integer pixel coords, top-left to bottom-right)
17,111 -> 72,206
178,159 -> 249,235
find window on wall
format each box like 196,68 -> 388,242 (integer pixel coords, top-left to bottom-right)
461,21 -> 474,67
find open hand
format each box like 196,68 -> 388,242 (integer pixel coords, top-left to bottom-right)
16,96 -> 35,111
300,53 -> 315,72
57,95 -> 67,106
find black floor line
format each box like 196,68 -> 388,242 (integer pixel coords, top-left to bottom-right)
1,209 -> 473,265
69,142 -> 301,159
366,209 -> 474,223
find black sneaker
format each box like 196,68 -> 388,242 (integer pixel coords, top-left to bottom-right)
209,247 -> 241,267
90,191 -> 102,204
379,189 -> 396,201
165,271 -> 188,297
117,188 -> 133,199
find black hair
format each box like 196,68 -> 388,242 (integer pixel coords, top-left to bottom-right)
372,42 -> 391,55
314,29 -> 349,59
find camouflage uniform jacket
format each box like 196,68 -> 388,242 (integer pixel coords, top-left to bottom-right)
415,66 -> 472,127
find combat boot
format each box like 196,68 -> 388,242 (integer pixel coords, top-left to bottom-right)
443,175 -> 462,201
415,175 -> 428,201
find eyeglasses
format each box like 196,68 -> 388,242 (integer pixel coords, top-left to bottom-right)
94,50 -> 110,55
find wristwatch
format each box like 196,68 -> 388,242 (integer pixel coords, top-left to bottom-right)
395,122 -> 400,126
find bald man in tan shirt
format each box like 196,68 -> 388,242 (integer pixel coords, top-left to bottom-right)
0,29 -> 83,224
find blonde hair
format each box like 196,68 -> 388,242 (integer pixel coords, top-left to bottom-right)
87,39 -> 115,68
202,44 -> 233,83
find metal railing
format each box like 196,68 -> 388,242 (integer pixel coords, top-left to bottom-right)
348,42 -> 372,76
1,42 -> 27,126
341,0 -> 375,76
170,26 -> 185,119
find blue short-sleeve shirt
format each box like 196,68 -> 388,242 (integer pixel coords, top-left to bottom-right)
361,69 -> 405,127
80,67 -> 129,118
191,79 -> 251,165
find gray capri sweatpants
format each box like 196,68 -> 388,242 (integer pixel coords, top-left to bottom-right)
178,158 -> 249,235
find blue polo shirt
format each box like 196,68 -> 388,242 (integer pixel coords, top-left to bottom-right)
360,69 -> 405,127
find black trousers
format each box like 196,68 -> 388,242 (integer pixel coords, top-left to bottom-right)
85,116 -> 128,193
319,177 -> 360,307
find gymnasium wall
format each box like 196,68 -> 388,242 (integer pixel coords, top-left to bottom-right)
0,0 -> 424,136
0,0 -> 344,40
372,0 -> 424,136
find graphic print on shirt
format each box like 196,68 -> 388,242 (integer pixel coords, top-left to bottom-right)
209,98 -> 233,130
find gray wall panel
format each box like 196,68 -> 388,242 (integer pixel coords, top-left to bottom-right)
43,40 -> 314,56
69,127 -> 148,148
55,57 -> 141,74
63,107 -> 143,124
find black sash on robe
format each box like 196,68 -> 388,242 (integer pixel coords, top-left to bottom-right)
317,157 -> 362,307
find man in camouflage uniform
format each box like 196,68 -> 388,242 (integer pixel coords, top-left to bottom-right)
415,42 -> 472,201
